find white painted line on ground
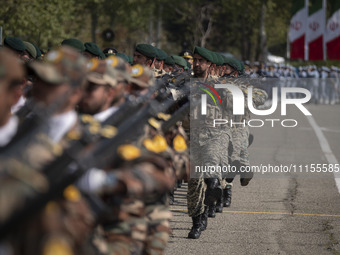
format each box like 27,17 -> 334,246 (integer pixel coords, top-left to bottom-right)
306,116 -> 340,194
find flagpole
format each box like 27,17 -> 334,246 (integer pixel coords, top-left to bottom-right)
287,25 -> 290,59
305,0 -> 309,61
323,0 -> 327,61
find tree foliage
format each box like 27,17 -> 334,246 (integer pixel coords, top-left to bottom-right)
0,0 -> 292,60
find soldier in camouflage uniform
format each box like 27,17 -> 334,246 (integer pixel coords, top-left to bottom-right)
0,46 -> 101,255
186,46 -> 233,239
78,61 -> 180,255
222,59 -> 268,208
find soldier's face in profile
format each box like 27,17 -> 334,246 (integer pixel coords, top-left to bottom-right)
225,64 -> 235,75
133,52 -> 149,66
186,58 -> 193,65
193,54 -> 211,76
154,59 -> 164,70
175,65 -> 184,74
163,64 -> 173,73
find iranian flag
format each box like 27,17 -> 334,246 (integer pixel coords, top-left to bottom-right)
306,0 -> 326,60
326,0 -> 340,59
289,0 -> 308,59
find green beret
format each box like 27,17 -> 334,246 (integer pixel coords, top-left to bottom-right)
237,60 -> 245,74
155,48 -> 168,61
99,51 -> 106,60
128,55 -> 133,65
186,60 -> 192,69
61,38 -> 85,52
221,55 -> 229,64
84,42 -> 105,59
215,53 -> 224,66
172,55 -> 188,69
209,51 -> 218,65
23,41 -> 37,59
4,37 -> 26,52
32,43 -> 42,59
193,46 -> 214,63
164,56 -> 175,66
135,44 -> 157,58
116,52 -> 129,63
224,57 -> 239,71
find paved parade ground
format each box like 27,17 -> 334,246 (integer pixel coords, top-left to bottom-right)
165,104 -> 340,255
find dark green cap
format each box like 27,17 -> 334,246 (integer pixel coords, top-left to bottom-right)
221,55 -> 229,64
186,60 -> 192,69
224,57 -> 239,71
234,59 -> 244,74
135,44 -> 157,58
4,37 -> 26,52
116,52 -> 129,63
155,48 -> 168,61
128,55 -> 133,65
84,42 -> 105,59
32,43 -> 42,59
103,47 -> 117,57
164,56 -> 175,66
193,46 -> 214,63
215,53 -> 224,66
61,38 -> 85,52
209,51 -> 218,65
23,41 -> 37,59
172,55 -> 188,69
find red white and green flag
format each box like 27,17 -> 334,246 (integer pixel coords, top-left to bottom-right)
306,0 -> 326,60
289,0 -> 308,60
326,0 -> 340,59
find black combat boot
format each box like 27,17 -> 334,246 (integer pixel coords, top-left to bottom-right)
208,205 -> 216,218
215,196 -> 223,213
223,184 -> 232,207
200,206 -> 209,231
204,178 -> 222,206
188,214 -> 202,239
169,190 -> 175,205
240,168 -> 254,186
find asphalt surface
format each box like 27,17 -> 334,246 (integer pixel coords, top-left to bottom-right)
165,104 -> 340,255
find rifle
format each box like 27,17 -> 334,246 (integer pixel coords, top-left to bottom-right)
0,75 -> 191,239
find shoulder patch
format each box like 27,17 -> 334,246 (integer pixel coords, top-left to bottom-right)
117,144 -> 141,161
143,135 -> 168,153
173,134 -> 187,152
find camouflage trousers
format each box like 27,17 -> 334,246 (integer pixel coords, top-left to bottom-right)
230,126 -> 249,166
188,127 -> 231,217
187,178 -> 206,217
102,199 -> 146,255
143,204 -> 172,255
225,126 -> 250,183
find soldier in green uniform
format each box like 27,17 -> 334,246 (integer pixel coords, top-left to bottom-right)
61,38 -> 85,52
84,42 -> 106,59
153,48 -> 168,77
132,44 -> 157,69
171,56 -> 188,74
163,56 -> 175,74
